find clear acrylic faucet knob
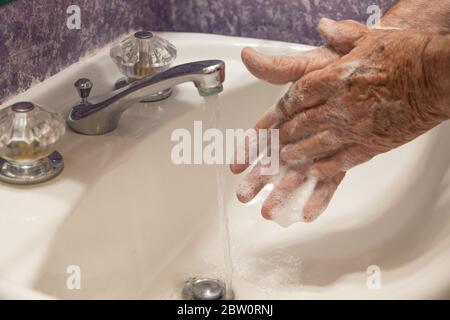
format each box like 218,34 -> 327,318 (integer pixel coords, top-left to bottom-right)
110,31 -> 177,79
0,101 -> 66,184
0,101 -> 65,162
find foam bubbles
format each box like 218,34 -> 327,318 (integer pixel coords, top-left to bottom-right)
271,175 -> 318,227
233,248 -> 303,295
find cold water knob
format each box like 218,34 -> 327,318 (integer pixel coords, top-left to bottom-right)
110,30 -> 177,102
0,101 -> 65,185
110,31 -> 177,79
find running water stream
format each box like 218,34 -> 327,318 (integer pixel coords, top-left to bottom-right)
202,95 -> 234,299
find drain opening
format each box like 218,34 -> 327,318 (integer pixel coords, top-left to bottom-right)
182,278 -> 234,300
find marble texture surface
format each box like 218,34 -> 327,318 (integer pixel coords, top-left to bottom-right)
0,0 -> 167,102
160,0 -> 397,44
0,0 -> 398,102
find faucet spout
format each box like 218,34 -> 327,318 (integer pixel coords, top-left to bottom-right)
67,60 -> 225,135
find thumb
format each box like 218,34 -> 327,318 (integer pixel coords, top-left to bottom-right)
241,46 -> 339,85
319,18 -> 369,54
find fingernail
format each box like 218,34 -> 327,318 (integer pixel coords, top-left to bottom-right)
241,47 -> 253,63
310,168 -> 322,177
242,47 -> 259,59
261,205 -> 272,220
241,47 -> 252,56
319,17 -> 336,24
303,208 -> 322,223
280,146 -> 290,162
319,17 -> 337,33
236,181 -> 254,203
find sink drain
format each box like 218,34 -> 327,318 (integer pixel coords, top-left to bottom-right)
182,278 -> 233,300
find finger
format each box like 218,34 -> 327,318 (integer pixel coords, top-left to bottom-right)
232,66 -> 341,175
279,103 -> 335,144
310,145 -> 372,178
281,129 -> 345,164
232,50 -> 344,175
230,105 -> 282,174
241,46 -> 340,84
303,172 -> 346,222
275,66 -> 341,119
261,168 -> 307,220
236,162 -> 274,203
319,18 -> 368,54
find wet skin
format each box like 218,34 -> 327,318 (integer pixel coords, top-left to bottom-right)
231,1 -> 450,223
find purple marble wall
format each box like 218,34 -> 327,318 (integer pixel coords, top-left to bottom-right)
0,0 -> 398,102
159,0 -> 397,45
0,0 -> 168,103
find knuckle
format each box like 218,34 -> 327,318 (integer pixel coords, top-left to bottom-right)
324,128 -> 342,145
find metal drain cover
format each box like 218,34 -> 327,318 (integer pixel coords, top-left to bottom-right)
182,278 -> 232,300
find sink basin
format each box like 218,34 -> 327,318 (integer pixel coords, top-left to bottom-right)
1,32 -> 450,300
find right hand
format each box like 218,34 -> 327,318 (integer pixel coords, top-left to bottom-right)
232,19 -> 368,222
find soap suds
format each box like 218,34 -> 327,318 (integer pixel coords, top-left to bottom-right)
270,174 -> 318,227
338,60 -> 361,80
237,157 -> 318,227
234,248 -> 303,294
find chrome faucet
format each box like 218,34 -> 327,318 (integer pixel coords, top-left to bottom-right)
67,60 -> 225,135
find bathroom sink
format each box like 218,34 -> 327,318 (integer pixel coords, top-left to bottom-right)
0,33 -> 450,299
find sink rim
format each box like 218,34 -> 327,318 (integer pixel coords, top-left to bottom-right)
1,32 -> 449,300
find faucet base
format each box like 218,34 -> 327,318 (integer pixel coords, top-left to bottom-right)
0,151 -> 64,185
114,77 -> 173,102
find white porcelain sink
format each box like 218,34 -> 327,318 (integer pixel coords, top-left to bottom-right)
1,33 -> 449,300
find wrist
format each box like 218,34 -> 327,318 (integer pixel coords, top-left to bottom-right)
422,34 -> 450,120
381,0 -> 450,34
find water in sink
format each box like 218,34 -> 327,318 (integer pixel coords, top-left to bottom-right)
202,95 -> 234,299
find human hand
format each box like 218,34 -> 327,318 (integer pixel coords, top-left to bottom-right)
279,24 -> 450,179
231,19 -> 367,223
232,19 -> 450,224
